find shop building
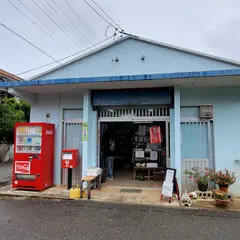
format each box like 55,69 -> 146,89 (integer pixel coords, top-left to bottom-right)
2,36 -> 240,194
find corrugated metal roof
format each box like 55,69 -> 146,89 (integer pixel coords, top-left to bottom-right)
0,68 -> 22,81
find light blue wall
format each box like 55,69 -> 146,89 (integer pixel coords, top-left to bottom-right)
170,109 -> 175,168
30,93 -> 83,185
170,88 -> 181,192
89,110 -> 97,168
181,122 -> 209,159
181,107 -> 198,118
180,107 -> 214,164
36,39 -> 239,80
181,87 -> 240,194
82,92 -> 98,177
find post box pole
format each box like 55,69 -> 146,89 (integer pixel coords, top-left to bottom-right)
67,168 -> 72,190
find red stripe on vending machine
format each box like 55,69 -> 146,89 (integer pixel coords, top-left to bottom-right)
12,122 -> 55,191
149,126 -> 161,144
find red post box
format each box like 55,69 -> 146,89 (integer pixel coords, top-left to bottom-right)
62,149 -> 79,169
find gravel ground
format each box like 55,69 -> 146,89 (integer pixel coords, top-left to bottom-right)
0,199 -> 240,240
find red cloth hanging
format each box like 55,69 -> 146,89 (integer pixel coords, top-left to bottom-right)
150,126 -> 162,143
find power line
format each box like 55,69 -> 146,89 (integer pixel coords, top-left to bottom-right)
35,0 -> 84,50
32,0 -> 81,50
84,0 -> 117,30
17,36 -> 118,76
0,22 -> 61,64
63,0 -> 97,40
7,0 -> 71,54
51,0 -> 93,46
16,0 -> 76,53
90,0 -> 123,31
42,0 -> 89,48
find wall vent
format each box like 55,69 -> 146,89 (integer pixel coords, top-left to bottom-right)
199,105 -> 213,119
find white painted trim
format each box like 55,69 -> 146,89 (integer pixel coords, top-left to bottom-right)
98,117 -> 170,122
180,117 -> 210,122
181,158 -> 210,162
62,119 -> 83,123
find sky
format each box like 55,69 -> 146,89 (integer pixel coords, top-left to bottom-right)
0,0 -> 240,79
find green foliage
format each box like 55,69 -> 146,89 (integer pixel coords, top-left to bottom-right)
184,166 -> 210,185
209,169 -> 236,187
19,99 -> 30,122
0,97 -> 30,143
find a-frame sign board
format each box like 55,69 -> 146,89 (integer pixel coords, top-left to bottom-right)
160,168 -> 180,203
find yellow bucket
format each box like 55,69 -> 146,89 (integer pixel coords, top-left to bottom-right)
70,188 -> 80,199
69,186 -> 86,199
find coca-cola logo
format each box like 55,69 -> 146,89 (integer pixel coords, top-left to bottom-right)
16,164 -> 29,171
15,161 -> 30,174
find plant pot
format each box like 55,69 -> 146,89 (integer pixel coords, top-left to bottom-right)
218,185 -> 229,192
215,199 -> 231,207
197,183 -> 208,191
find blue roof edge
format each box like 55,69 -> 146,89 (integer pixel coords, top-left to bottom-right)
1,69 -> 240,88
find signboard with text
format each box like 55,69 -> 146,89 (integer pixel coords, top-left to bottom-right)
15,161 -> 31,174
161,168 -> 180,203
82,122 -> 88,141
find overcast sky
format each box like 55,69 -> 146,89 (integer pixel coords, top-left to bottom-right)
0,0 -> 240,79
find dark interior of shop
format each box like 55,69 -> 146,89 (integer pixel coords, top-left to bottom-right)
100,122 -> 167,180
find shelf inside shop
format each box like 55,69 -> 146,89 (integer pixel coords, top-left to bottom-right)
16,151 -> 41,154
16,134 -> 42,137
16,144 -> 41,146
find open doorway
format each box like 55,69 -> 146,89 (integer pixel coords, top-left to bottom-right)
100,121 -> 168,188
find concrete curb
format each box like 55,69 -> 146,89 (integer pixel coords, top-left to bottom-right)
0,193 -> 69,200
1,192 -> 240,216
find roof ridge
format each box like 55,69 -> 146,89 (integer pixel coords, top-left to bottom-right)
132,35 -> 240,67
30,34 -> 240,80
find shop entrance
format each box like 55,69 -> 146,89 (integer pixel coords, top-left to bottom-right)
98,106 -> 170,189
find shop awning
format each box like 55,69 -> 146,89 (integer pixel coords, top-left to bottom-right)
0,69 -> 240,98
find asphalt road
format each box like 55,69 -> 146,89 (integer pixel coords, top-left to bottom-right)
0,162 -> 12,186
0,199 -> 239,240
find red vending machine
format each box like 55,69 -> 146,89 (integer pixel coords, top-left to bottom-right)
12,122 -> 55,191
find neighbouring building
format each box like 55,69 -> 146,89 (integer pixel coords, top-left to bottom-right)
0,68 -> 22,100
1,36 -> 240,194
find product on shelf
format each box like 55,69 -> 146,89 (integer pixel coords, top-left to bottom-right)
16,126 -> 42,154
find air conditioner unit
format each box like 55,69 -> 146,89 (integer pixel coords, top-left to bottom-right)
199,105 -> 213,119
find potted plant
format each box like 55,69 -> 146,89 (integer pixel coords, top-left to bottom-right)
212,189 -> 231,207
184,167 -> 209,191
209,169 -> 236,192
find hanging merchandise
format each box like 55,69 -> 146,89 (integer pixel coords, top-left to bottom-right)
149,126 -> 161,143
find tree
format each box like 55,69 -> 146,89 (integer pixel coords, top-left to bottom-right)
0,98 -> 30,143
19,99 -> 30,122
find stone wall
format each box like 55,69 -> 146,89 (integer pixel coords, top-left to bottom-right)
0,144 -> 13,163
